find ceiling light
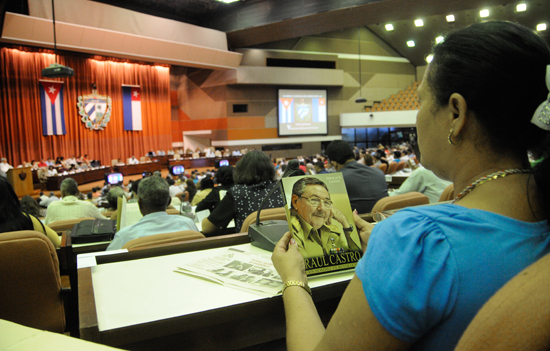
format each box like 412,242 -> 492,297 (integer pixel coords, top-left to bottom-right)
407,40 -> 415,47
435,36 -> 444,44
480,9 -> 489,18
446,15 -> 455,22
414,19 -> 424,27
385,24 -> 394,31
426,55 -> 434,63
217,0 -> 239,3
516,3 -> 527,12
537,23 -> 547,31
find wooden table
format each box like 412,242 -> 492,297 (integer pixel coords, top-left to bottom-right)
78,234 -> 352,350
46,167 -> 112,191
168,156 -> 240,170
113,161 -> 163,176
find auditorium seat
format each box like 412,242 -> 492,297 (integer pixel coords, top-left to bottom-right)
48,217 -> 96,234
387,161 -> 398,174
378,164 -> 388,173
371,192 -> 429,213
0,231 -> 69,333
240,207 -> 287,233
122,230 -> 205,251
455,252 -> 550,350
395,161 -> 406,172
439,184 -> 455,202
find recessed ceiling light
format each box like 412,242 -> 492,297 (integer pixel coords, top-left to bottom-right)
217,0 -> 239,3
537,23 -> 547,31
426,55 -> 434,63
385,24 -> 394,31
407,40 -> 415,47
446,15 -> 455,22
516,3 -> 527,12
435,36 -> 444,44
480,9 -> 489,18
414,19 -> 424,27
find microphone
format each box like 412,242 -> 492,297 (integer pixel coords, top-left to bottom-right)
248,159 -> 299,251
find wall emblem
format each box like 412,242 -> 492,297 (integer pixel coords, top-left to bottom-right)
77,89 -> 112,130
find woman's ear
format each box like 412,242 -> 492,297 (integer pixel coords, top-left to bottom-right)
448,92 -> 469,136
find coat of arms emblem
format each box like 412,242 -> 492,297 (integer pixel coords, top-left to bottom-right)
77,88 -> 112,130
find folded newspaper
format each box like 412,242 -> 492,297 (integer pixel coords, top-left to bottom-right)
175,247 -> 283,297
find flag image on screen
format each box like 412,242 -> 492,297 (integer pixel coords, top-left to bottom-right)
107,173 -> 123,185
277,89 -> 328,137
279,98 -> 294,123
39,80 -> 66,136
122,86 -> 142,131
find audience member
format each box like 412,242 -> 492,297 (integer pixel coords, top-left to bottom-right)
196,166 -> 234,213
191,177 -> 214,206
314,161 -> 328,174
102,187 -> 126,216
0,178 -> 60,248
179,179 -> 197,203
202,150 -> 284,235
106,176 -> 198,250
325,140 -> 388,213
272,21 -> 550,350
45,178 -> 106,224
0,157 -> 13,174
20,195 -> 47,218
389,143 -> 452,203
39,192 -> 59,207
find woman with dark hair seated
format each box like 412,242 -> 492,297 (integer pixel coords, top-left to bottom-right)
202,151 -> 284,236
178,179 -> 197,203
0,178 -> 60,248
272,21 -> 550,350
191,177 -> 214,206
20,195 -> 47,218
195,166 -> 235,213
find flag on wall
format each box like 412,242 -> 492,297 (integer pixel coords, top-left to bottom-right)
39,80 -> 66,136
122,85 -> 142,131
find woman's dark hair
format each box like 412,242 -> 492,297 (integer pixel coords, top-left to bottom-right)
200,177 -> 214,190
364,154 -> 374,166
20,195 -> 42,218
428,20 -> 550,220
429,21 -> 550,156
0,178 -> 33,233
394,151 -> 402,159
233,150 -> 276,185
215,166 -> 234,186
185,179 -> 197,202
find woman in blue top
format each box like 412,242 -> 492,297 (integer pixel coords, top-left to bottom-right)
272,21 -> 550,351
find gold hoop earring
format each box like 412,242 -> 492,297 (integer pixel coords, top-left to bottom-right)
448,129 -> 461,146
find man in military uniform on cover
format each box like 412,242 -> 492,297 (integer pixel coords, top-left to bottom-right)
290,177 -> 361,259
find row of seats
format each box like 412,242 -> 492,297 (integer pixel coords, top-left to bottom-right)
365,81 -> 420,112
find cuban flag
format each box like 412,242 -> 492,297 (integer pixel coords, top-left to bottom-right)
279,98 -> 294,123
39,80 -> 66,136
123,85 -> 142,131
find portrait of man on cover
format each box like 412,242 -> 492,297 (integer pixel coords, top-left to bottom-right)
287,176 -> 361,259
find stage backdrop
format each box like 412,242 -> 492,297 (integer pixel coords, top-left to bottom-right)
0,46 -> 171,167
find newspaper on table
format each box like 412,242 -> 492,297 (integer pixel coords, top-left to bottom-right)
175,247 -> 283,297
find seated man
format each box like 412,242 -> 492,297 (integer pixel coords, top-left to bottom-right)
128,156 -> 140,165
45,178 -> 106,224
326,140 -> 388,214
107,176 -> 198,250
289,177 -> 361,258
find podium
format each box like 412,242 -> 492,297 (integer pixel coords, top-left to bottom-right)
7,167 -> 33,197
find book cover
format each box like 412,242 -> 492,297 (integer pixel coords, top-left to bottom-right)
281,173 -> 362,276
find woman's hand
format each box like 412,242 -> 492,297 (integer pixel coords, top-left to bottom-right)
353,212 -> 375,253
272,232 -> 307,284
328,207 -> 350,228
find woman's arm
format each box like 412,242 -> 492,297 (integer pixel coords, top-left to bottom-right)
30,215 -> 61,248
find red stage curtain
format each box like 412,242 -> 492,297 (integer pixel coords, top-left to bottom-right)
0,46 -> 171,166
